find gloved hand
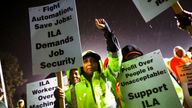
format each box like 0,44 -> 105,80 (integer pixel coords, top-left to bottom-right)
95,18 -> 111,33
95,18 -> 120,52
175,10 -> 192,35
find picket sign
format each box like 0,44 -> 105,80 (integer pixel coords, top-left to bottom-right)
176,64 -> 192,108
28,0 -> 82,106
119,50 -> 182,108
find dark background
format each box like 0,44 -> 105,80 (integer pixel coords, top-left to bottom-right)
0,0 -> 192,102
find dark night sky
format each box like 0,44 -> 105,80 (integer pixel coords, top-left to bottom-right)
0,0 -> 192,100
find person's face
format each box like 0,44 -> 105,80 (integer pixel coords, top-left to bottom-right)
83,56 -> 99,75
189,49 -> 192,53
124,54 -> 141,61
176,49 -> 184,58
70,69 -> 80,84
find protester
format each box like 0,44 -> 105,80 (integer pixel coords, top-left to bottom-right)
54,18 -> 121,108
121,44 -> 144,108
169,46 -> 192,81
175,9 -> 192,35
167,46 -> 192,108
96,18 -> 147,108
121,44 -> 143,62
103,44 -> 145,108
120,45 -> 187,107
67,68 -> 80,85
188,46 -> 192,54
97,18 -> 188,107
95,18 -> 122,106
66,68 -> 80,108
164,46 -> 192,108
187,46 -> 192,58
54,68 -> 80,108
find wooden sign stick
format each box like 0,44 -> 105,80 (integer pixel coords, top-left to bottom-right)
57,71 -> 65,108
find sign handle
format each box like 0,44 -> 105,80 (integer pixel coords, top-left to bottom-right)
171,1 -> 183,14
181,83 -> 192,108
57,71 -> 65,108
171,1 -> 192,36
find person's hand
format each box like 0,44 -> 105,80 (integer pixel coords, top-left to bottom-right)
175,10 -> 192,35
54,87 -> 65,99
95,18 -> 111,32
58,87 -> 64,99
95,18 -> 120,52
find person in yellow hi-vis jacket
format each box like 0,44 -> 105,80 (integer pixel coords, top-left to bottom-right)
54,18 -> 121,108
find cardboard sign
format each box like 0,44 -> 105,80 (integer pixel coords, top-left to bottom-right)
119,49 -> 182,108
28,0 -> 82,75
176,63 -> 192,96
177,63 -> 192,86
27,76 -> 68,108
132,0 -> 178,22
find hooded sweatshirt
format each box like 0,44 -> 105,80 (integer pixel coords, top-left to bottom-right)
170,46 -> 192,79
65,50 -> 120,108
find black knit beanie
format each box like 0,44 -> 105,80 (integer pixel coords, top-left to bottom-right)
122,44 -> 143,62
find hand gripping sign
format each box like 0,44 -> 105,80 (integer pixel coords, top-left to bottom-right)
27,76 -> 68,108
28,0 -> 82,107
